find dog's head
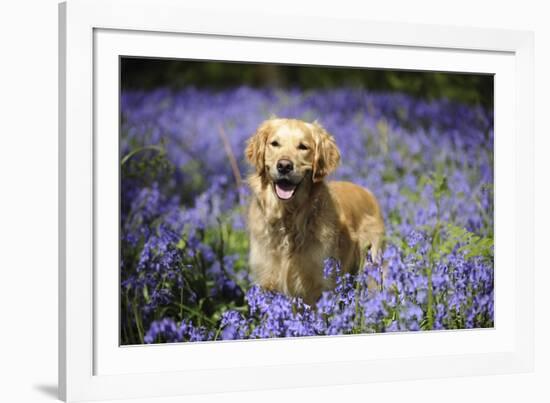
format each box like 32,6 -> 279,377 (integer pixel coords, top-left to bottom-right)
245,118 -> 340,201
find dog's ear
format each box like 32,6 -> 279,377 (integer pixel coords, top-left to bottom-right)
245,120 -> 272,174
311,121 -> 341,182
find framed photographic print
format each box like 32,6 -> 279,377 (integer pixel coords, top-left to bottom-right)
59,0 -> 534,401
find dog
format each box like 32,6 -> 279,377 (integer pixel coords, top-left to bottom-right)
245,118 -> 384,305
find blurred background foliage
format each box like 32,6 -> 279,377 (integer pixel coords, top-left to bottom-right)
121,58 -> 493,108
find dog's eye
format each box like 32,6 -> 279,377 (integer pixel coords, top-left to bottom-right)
270,141 -> 280,147
298,143 -> 309,151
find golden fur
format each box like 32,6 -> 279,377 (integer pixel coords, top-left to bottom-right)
245,118 -> 384,304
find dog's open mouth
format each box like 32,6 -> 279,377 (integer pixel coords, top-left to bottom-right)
274,179 -> 298,200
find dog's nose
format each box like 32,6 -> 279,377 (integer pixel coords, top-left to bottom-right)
276,159 -> 294,175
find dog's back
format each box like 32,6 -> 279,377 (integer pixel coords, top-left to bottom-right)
328,181 -> 385,265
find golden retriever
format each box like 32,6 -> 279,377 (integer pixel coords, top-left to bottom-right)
245,118 -> 384,305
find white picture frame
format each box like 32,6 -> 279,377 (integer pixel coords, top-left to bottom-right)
59,0 -> 534,401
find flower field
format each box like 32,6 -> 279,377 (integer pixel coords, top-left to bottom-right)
120,86 -> 494,344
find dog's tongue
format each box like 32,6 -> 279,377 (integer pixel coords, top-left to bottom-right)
275,182 -> 296,200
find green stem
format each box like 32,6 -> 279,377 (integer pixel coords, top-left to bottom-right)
426,264 -> 434,329
213,325 -> 223,341
120,145 -> 165,167
426,192 -> 442,330
177,304 -> 217,327
123,290 -> 135,344
132,298 -> 145,344
354,275 -> 365,332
